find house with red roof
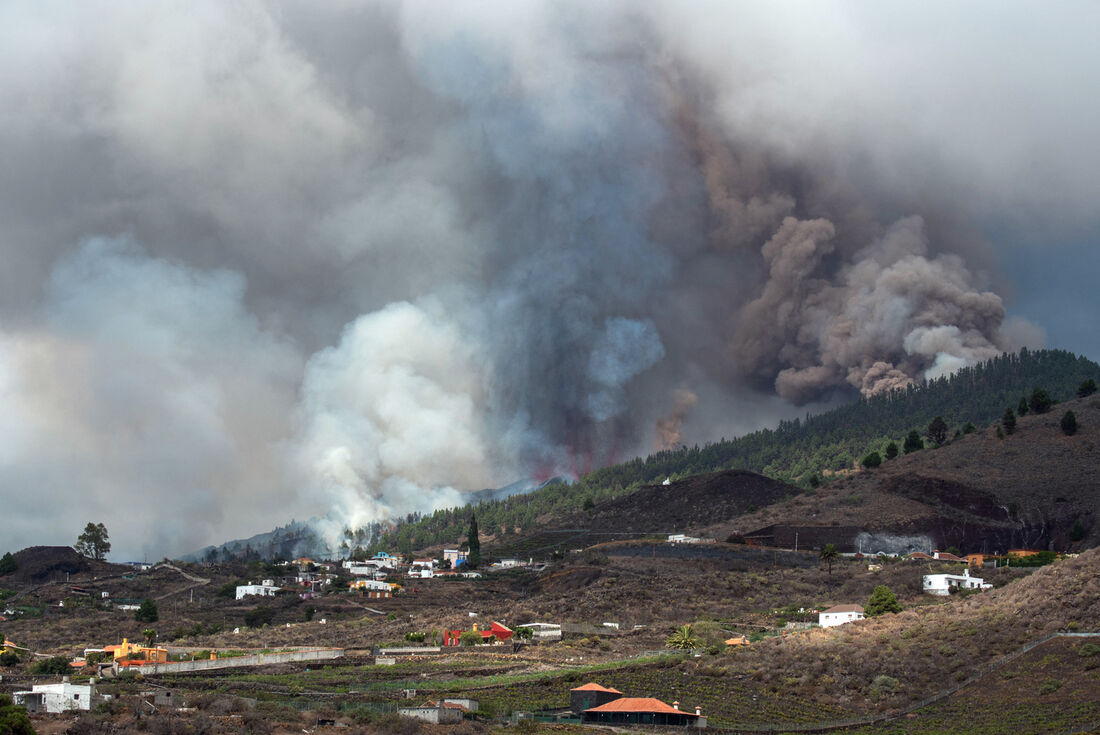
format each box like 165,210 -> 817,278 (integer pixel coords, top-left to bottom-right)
570,682 -> 622,714
583,697 -> 705,728
443,621 -> 514,646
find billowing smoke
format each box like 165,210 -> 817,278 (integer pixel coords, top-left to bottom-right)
2,1 -> 1088,558
656,389 -> 699,451
293,299 -> 490,528
734,215 -> 1007,403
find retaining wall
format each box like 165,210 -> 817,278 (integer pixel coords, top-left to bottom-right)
126,648 -> 343,675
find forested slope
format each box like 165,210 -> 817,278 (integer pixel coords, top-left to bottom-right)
356,348 -> 1100,556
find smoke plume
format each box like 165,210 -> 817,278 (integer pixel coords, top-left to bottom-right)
2,1 -> 1089,558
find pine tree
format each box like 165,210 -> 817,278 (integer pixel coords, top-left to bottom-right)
925,416 -> 948,447
1002,407 -> 1016,435
135,599 -> 158,623
903,430 -> 924,454
884,442 -> 898,460
466,514 -> 481,569
866,585 -> 902,616
1061,410 -> 1078,436
1079,378 -> 1098,398
1017,396 -> 1029,416
1029,387 -> 1053,414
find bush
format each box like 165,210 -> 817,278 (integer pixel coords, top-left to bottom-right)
1029,387 -> 1053,414
31,655 -> 72,675
0,650 -> 19,667
903,430 -> 923,453
1078,378 -> 1097,397
459,630 -> 482,646
0,694 -> 35,735
1077,642 -> 1100,658
884,442 -> 898,460
135,598 -> 159,623
1061,410 -> 1078,436
871,674 -> 899,694
1070,519 -> 1088,542
1038,677 -> 1062,695
866,586 -> 902,616
243,607 -> 276,628
861,452 -> 882,469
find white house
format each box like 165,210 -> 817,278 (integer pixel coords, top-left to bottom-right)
668,534 -> 703,544
516,623 -> 562,641
398,700 -> 467,724
14,679 -> 108,713
922,569 -> 992,596
235,582 -> 280,600
819,604 -> 865,627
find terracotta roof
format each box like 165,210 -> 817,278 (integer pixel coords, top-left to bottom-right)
571,683 -> 623,693
586,697 -> 695,716
419,700 -> 468,711
822,604 -> 864,614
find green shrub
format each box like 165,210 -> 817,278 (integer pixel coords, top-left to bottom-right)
0,694 -> 34,735
243,607 -> 276,628
861,452 -> 882,469
31,655 -> 72,675
1038,677 -> 1062,695
134,598 -> 158,623
1078,642 -> 1100,658
871,674 -> 899,694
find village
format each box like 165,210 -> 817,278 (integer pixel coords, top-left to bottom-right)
1,536 -> 1078,733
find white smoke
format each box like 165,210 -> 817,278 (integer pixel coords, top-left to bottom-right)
0,237 -> 302,558
293,299 -> 493,534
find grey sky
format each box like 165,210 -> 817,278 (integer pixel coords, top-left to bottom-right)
0,1 -> 1096,559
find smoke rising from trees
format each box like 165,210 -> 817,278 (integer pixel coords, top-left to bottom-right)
1,1 -> 1092,557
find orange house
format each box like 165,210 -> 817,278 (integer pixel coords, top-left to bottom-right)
105,638 -> 168,666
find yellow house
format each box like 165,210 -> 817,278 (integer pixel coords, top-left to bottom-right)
104,638 -> 167,664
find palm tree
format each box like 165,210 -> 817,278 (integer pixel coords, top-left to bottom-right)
666,624 -> 699,650
820,544 -> 839,577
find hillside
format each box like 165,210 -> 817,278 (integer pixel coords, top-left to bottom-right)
357,348 -> 1100,560
707,393 -> 1100,554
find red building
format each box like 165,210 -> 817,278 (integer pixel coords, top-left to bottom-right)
443,621 -> 514,646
